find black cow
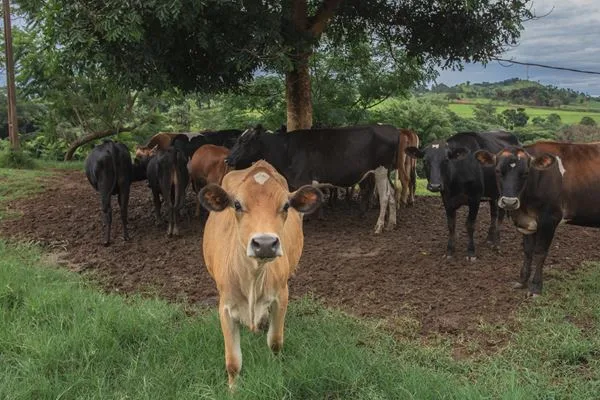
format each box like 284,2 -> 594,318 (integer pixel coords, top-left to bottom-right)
405,131 -> 520,260
85,141 -> 135,246
171,129 -> 243,159
225,124 -> 399,233
474,147 -> 562,295
146,147 -> 189,237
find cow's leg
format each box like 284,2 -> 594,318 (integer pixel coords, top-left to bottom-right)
118,181 -> 131,241
373,167 -> 389,234
268,285 -> 289,354
219,301 -> 241,388
514,233 -> 535,290
408,165 -> 416,206
529,217 -> 559,296
445,206 -> 457,259
167,204 -> 174,237
385,181 -> 397,231
100,191 -> 112,246
465,199 -> 481,261
152,189 -> 162,226
486,199 -> 500,249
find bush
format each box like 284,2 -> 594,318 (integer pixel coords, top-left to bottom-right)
556,124 -> 600,142
580,116 -> 597,127
0,143 -> 37,169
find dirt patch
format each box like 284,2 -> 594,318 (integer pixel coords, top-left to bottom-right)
2,170 -> 599,337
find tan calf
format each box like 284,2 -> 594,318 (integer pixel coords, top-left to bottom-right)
187,144 -> 231,217
199,160 -> 322,387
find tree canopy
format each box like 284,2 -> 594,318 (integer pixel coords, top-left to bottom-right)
15,0 -> 533,129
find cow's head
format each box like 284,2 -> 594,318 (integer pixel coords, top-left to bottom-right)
475,147 -> 556,210
405,141 -> 469,192
134,144 -> 158,161
199,160 -> 322,262
225,125 -> 267,169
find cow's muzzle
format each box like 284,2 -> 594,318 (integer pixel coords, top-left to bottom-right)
427,183 -> 443,192
247,234 -> 282,259
498,196 -> 520,210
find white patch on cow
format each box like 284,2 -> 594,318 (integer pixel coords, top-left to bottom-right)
253,172 -> 270,185
241,128 -> 251,137
556,156 -> 566,176
510,162 -> 516,168
431,144 -> 440,149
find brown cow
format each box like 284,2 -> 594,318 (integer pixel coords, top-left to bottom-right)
187,144 -> 231,217
199,160 -> 322,387
395,128 -> 420,208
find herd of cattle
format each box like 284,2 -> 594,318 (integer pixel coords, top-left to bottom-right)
84,123 -> 600,386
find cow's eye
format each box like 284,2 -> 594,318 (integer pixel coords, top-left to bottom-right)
233,200 -> 242,212
282,202 -> 290,212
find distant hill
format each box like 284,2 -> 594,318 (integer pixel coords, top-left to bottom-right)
426,78 -> 599,109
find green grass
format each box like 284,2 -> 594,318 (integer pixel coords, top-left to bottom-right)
415,178 -> 438,197
448,103 -> 600,125
1,241 -> 599,399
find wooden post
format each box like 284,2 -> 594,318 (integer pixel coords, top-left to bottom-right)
3,0 -> 19,149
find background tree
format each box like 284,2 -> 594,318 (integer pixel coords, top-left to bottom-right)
15,0 -> 533,131
580,116 -> 597,127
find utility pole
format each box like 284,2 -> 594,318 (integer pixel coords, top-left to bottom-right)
2,0 -> 20,149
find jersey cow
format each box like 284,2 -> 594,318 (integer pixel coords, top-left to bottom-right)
395,128 -> 420,208
476,141 -> 600,295
406,131 -> 520,260
225,124 -> 399,234
199,160 -> 322,387
85,140 -> 149,245
187,144 -> 231,217
147,147 -> 189,237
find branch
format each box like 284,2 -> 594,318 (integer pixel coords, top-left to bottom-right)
309,0 -> 344,37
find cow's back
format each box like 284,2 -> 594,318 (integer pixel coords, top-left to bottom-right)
526,141 -> 600,226
282,125 -> 399,187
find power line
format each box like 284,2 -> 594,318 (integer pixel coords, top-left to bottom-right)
493,58 -> 600,76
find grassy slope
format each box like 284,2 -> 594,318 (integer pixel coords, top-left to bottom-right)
448,103 -> 600,125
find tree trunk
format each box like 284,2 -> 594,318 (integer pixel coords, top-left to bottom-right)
64,129 -> 118,161
285,52 -> 313,131
3,0 -> 20,149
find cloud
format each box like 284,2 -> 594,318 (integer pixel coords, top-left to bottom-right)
435,0 -> 600,95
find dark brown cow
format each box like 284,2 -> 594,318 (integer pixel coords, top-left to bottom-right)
526,141 -> 600,227
395,128 -> 420,208
187,144 -> 231,217
475,146 -> 562,296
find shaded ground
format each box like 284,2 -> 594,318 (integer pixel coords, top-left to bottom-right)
2,170 -> 599,339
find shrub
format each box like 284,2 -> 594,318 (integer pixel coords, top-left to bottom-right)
0,143 -> 37,169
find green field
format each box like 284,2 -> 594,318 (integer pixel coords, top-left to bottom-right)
448,103 -> 600,125
0,167 -> 599,398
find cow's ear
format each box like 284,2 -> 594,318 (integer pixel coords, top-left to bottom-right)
405,147 -> 424,159
289,185 -> 323,214
449,147 -> 469,160
474,150 -> 496,166
531,153 -> 556,170
199,184 -> 231,212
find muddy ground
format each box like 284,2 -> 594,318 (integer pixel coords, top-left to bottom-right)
2,170 -> 599,340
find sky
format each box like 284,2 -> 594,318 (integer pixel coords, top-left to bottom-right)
435,0 -> 600,95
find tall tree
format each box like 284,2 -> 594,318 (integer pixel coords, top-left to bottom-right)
16,0 -> 533,130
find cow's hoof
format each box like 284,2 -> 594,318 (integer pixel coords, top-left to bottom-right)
384,224 -> 396,231
512,282 -> 527,289
466,255 -> 477,262
527,291 -> 541,298
445,254 -> 454,260
103,241 -> 110,247
123,235 -> 130,242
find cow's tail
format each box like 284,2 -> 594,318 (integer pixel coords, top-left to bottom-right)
171,166 -> 179,208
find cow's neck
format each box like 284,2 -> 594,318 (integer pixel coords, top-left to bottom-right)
231,252 -> 273,331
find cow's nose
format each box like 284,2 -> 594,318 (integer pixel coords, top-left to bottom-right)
248,234 -> 282,259
499,196 -> 520,210
427,183 -> 443,192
